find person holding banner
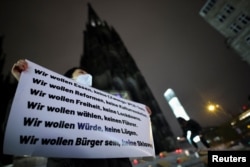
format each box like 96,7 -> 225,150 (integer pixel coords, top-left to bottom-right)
10,59 -> 152,167
11,59 -> 28,81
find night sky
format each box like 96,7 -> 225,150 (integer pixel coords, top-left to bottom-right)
1,0 -> 250,136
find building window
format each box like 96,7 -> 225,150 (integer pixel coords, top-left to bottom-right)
216,3 -> 235,23
229,23 -> 242,34
91,20 -> 96,27
200,0 -> 217,15
238,13 -> 250,25
229,13 -> 250,34
217,14 -> 226,23
223,4 -> 235,14
246,35 -> 250,46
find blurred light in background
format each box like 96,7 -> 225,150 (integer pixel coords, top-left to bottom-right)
164,88 -> 190,120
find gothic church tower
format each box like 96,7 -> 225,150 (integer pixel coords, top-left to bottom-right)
80,3 -> 176,153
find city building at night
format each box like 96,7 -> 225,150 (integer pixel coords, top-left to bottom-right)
79,4 -> 176,153
199,0 -> 250,65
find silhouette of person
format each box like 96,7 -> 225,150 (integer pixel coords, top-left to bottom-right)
177,117 -> 210,149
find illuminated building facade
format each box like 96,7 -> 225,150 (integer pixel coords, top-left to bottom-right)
199,0 -> 250,64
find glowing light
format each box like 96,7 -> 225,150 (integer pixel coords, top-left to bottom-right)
184,150 -> 190,156
231,121 -> 236,126
187,130 -> 200,143
159,152 -> 167,158
207,104 -> 215,111
164,88 -> 190,120
186,131 -> 191,141
193,135 -> 201,143
239,110 -> 250,120
175,148 -> 183,154
207,102 -> 221,113
132,159 -> 139,165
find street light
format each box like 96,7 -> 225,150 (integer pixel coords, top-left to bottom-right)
207,102 -> 220,113
206,102 -> 232,118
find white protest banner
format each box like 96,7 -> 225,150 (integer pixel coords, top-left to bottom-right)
4,60 -> 155,158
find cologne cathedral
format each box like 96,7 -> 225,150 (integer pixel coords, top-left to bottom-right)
80,4 -> 176,153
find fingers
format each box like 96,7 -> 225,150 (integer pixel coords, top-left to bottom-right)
11,59 -> 28,81
15,59 -> 28,71
146,106 -> 152,116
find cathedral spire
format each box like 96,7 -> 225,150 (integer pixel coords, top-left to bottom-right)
87,3 -> 103,27
81,3 -> 176,152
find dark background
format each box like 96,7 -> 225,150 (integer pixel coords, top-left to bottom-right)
1,0 -> 250,136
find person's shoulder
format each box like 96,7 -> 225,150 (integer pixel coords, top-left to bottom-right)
188,119 -> 200,125
188,119 -> 196,123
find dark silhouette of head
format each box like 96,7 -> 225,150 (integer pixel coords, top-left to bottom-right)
64,67 -> 81,78
177,117 -> 187,126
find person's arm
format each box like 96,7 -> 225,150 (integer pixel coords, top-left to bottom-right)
11,59 -> 28,81
177,128 -> 187,141
177,127 -> 187,141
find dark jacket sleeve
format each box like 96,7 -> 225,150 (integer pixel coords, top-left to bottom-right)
187,119 -> 202,135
